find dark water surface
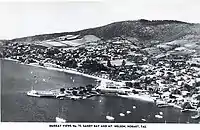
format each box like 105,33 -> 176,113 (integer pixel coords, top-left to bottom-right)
1,59 -> 200,123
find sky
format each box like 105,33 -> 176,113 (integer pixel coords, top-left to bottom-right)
0,0 -> 200,39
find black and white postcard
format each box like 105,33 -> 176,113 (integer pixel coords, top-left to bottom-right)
1,0 -> 200,130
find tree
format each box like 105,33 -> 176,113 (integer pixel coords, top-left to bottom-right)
86,84 -> 94,89
169,94 -> 176,99
86,84 -> 94,92
183,83 -> 194,92
46,47 -> 60,57
197,101 -> 200,107
87,87 -> 92,92
60,88 -> 65,93
80,86 -> 85,90
79,91 -> 84,95
81,59 -> 107,72
122,60 -> 126,66
132,90 -> 139,94
64,59 -> 78,68
72,90 -> 77,95
0,52 -> 3,58
125,82 -> 133,88
134,82 -> 141,89
172,89 -> 182,95
182,102 -> 195,109
107,60 -> 112,67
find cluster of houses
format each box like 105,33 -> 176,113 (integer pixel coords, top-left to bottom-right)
1,36 -> 200,109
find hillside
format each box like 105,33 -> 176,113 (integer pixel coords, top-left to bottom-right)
9,19 -> 198,43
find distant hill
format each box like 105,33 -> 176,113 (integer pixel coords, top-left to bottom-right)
9,19 -> 199,44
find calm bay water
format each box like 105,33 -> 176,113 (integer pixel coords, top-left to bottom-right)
1,59 -> 200,123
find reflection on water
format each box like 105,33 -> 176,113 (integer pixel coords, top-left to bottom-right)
1,59 -> 200,123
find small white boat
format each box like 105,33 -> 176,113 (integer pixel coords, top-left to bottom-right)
133,106 -> 136,109
156,100 -> 167,106
68,95 -> 82,100
56,93 -> 66,98
159,112 -> 163,115
82,96 -> 87,99
106,116 -> 115,121
27,90 -> 55,98
56,117 -> 66,123
141,118 -> 146,122
42,79 -> 46,82
59,97 -> 64,100
191,114 -> 200,119
126,111 -> 131,114
27,90 -> 41,97
119,113 -> 125,116
155,115 -> 163,119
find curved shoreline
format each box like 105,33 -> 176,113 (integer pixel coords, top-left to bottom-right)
2,58 -> 199,112
3,58 -> 113,82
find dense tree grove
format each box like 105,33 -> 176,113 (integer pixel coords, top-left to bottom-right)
81,59 -> 108,72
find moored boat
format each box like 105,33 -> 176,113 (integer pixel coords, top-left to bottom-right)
56,93 -> 67,98
27,90 -> 41,97
191,114 -> 200,119
27,90 -> 55,98
106,115 -> 115,121
56,117 -> 66,123
66,95 -> 83,100
191,107 -> 200,119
